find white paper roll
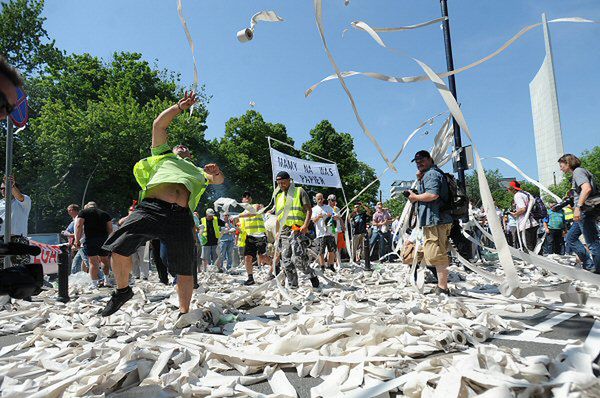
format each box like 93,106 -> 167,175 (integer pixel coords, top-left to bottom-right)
451,330 -> 467,345
435,331 -> 454,349
237,28 -> 253,42
470,325 -> 491,343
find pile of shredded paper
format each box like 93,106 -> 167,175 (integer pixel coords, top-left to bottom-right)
0,256 -> 599,397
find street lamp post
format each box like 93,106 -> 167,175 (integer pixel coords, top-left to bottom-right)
439,0 -> 467,195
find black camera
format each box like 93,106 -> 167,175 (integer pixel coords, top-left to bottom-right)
552,196 -> 574,212
0,242 -> 44,299
402,189 -> 418,198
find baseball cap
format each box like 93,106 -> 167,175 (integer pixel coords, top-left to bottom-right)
411,150 -> 432,162
276,171 -> 290,180
327,194 -> 337,201
206,208 -> 215,216
508,181 -> 522,191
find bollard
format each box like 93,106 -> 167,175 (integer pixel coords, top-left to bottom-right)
364,235 -> 371,270
57,246 -> 70,303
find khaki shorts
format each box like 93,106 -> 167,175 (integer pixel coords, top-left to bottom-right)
423,223 -> 452,266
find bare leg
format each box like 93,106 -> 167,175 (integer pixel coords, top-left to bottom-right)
88,256 -> 100,280
259,254 -> 272,274
435,264 -> 449,290
111,253 -> 133,289
177,275 -> 193,313
100,256 -> 111,277
202,259 -> 208,272
328,251 -> 336,267
318,253 -> 325,267
244,255 -> 253,276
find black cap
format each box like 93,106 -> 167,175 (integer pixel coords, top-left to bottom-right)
411,150 -> 432,162
276,171 -> 290,180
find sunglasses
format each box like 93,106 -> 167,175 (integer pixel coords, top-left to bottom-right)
0,91 -> 15,115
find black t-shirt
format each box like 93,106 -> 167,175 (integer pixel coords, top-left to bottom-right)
78,208 -> 111,239
351,212 -> 369,234
205,217 -> 225,246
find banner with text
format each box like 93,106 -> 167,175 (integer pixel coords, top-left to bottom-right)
270,148 -> 342,188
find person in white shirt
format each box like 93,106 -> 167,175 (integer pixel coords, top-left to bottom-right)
508,181 -> 538,252
1,176 -> 31,237
312,193 -> 338,272
1,176 -> 32,266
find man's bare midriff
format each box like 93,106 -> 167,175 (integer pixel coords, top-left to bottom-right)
146,183 -> 190,208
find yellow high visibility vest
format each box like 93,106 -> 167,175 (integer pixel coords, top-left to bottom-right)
240,206 -> 266,235
564,206 -> 574,221
275,187 -> 305,227
201,217 -> 221,240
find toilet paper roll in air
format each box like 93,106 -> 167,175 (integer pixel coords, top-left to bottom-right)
237,28 -> 253,42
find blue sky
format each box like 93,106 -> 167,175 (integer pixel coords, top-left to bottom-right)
42,0 -> 600,200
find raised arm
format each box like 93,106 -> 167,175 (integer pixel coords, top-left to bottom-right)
152,91 -> 197,147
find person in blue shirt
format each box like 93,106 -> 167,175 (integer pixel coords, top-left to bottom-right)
543,202 -> 566,255
406,150 -> 453,295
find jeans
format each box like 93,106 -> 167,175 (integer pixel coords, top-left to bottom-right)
544,229 -> 565,255
71,249 -> 89,274
369,230 -> 391,261
219,239 -> 235,269
131,244 -> 149,278
565,212 -> 600,271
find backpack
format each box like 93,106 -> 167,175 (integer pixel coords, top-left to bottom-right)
529,195 -> 548,221
434,167 -> 468,219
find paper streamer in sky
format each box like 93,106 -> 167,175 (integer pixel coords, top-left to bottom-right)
313,0 -> 396,172
177,0 -> 198,115
350,16 -> 447,33
483,156 -> 562,202
237,11 -> 284,42
306,17 -> 598,96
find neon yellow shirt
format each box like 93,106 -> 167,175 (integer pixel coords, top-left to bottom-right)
133,143 -> 208,211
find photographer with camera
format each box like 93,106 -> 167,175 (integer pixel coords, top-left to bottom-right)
406,150 -> 453,295
558,154 -> 599,273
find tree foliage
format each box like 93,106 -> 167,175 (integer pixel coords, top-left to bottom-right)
301,120 -> 379,207
15,52 -> 210,231
384,197 -> 406,218
214,110 -> 298,205
0,0 -> 63,76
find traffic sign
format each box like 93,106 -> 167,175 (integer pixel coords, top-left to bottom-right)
9,87 -> 28,127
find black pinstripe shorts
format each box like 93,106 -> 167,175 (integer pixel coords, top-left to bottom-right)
102,198 -> 195,276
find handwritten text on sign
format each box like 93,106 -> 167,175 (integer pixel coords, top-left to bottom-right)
270,148 -> 342,188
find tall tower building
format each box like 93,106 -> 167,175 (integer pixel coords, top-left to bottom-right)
529,13 -> 565,187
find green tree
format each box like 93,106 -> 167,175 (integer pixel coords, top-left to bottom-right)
22,52 -> 210,232
466,169 -> 503,206
384,196 -> 406,217
581,146 -> 600,181
301,120 -> 379,206
214,110 -> 298,205
0,0 -> 63,76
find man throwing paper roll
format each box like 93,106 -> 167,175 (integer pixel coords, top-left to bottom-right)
101,91 -> 224,317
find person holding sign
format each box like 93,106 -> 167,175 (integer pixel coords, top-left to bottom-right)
275,171 -> 320,289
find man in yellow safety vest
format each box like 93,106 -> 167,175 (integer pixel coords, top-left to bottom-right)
275,171 -> 320,289
200,208 -> 224,272
237,191 -> 273,285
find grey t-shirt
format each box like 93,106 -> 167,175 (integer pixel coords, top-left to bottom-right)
417,167 -> 453,227
572,167 -> 597,204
